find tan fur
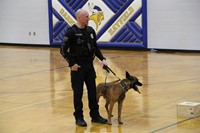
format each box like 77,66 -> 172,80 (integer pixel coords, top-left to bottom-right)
96,72 -> 142,125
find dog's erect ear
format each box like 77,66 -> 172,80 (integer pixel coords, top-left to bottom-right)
126,71 -> 130,78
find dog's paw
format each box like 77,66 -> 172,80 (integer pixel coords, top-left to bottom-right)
109,114 -> 114,117
118,119 -> 123,124
107,122 -> 112,125
118,121 -> 123,124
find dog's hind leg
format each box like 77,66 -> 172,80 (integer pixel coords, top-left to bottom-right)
105,102 -> 109,116
96,95 -> 101,103
118,100 -> 124,124
108,102 -> 115,125
105,102 -> 113,117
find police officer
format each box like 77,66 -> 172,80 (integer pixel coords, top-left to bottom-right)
60,9 -> 108,127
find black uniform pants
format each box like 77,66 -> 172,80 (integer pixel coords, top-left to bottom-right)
71,63 -> 100,120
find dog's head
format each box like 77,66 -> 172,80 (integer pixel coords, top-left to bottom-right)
126,71 -> 142,94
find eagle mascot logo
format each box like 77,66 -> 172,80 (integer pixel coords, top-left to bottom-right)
88,3 -> 104,31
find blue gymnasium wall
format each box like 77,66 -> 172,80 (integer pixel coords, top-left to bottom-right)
48,0 -> 147,48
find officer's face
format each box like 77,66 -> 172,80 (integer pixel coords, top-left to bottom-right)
81,12 -> 89,26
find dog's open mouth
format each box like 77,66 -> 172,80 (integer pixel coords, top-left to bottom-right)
133,84 -> 142,94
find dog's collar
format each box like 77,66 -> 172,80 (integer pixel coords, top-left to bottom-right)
120,80 -> 129,92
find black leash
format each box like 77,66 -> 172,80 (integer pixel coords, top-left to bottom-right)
102,65 -> 121,92
103,65 -> 121,80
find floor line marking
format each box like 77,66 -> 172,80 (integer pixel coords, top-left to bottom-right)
150,117 -> 197,133
0,94 -> 72,114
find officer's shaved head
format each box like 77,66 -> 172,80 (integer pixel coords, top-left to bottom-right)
76,9 -> 89,28
76,9 -> 88,19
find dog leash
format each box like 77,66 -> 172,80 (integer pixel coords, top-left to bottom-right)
103,65 -> 121,80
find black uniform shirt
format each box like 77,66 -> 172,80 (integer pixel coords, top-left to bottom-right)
60,25 -> 105,67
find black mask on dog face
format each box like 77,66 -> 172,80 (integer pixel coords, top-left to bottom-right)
125,71 -> 142,94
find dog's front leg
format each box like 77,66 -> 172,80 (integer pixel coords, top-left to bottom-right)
118,100 -> 123,124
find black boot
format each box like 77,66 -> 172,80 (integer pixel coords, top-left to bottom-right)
91,116 -> 107,124
76,118 -> 87,127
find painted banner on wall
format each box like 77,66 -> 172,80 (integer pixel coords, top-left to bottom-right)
48,0 -> 147,48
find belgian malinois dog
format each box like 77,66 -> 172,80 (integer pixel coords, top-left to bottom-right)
96,71 -> 142,125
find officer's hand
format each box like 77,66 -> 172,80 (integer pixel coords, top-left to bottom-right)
102,59 -> 108,66
71,64 -> 81,71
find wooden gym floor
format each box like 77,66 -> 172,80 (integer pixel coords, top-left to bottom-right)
0,45 -> 200,133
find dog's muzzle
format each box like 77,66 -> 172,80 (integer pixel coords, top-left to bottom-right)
130,81 -> 142,94
130,81 -> 142,88
137,82 -> 143,86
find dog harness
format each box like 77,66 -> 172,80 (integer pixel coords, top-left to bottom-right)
120,80 -> 130,92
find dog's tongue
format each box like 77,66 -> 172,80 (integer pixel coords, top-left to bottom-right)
133,87 -> 141,94
137,90 -> 141,94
